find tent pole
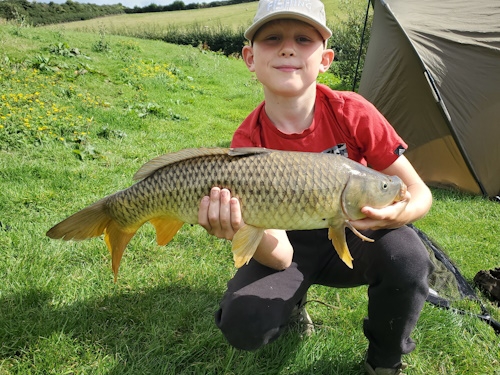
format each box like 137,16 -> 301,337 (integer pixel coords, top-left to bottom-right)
352,0 -> 372,92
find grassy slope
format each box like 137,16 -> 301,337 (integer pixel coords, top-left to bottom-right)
1,18 -> 499,375
49,0 -> 366,32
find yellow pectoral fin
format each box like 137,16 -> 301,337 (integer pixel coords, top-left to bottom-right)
231,225 -> 265,268
104,221 -> 137,282
328,225 -> 354,269
150,217 -> 184,246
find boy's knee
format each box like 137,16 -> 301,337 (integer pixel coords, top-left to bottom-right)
215,294 -> 283,351
375,227 -> 434,281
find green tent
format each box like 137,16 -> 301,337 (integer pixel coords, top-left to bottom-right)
359,0 -> 500,198
358,0 -> 500,334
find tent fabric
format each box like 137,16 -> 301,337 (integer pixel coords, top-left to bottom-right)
359,0 -> 500,197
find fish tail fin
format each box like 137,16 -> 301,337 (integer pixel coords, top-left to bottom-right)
231,225 -> 265,268
46,198 -> 111,241
328,225 -> 354,269
46,198 -> 137,282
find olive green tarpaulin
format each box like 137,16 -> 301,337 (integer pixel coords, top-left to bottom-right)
359,0 -> 500,198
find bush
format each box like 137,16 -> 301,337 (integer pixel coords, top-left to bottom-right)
161,23 -> 247,57
328,1 -> 372,91
0,0 -> 125,26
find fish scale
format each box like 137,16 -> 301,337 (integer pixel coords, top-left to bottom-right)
47,147 -> 406,281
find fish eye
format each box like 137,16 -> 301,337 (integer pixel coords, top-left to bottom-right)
382,182 -> 388,190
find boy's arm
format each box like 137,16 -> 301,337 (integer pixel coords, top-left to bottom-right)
198,187 -> 293,270
350,155 -> 432,231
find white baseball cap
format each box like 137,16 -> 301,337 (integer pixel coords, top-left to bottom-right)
244,0 -> 332,42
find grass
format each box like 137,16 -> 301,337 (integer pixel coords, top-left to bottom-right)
46,0 -> 367,36
1,19 -> 499,375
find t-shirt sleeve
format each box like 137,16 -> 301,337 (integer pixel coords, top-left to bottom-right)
231,128 -> 256,148
341,92 -> 407,171
230,102 -> 265,148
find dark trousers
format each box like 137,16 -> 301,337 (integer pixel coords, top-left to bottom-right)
215,225 -> 434,369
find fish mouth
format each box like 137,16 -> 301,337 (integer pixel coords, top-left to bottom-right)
397,181 -> 408,201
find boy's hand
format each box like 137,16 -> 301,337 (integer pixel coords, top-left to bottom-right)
198,187 -> 293,270
349,190 -> 411,231
198,187 -> 244,240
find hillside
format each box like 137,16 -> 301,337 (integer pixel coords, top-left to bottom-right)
49,0 -> 366,32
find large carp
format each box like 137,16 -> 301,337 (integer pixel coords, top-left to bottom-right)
47,147 -> 407,281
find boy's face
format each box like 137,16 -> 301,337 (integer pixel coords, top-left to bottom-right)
243,19 -> 334,97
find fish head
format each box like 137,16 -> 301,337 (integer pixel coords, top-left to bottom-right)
341,169 -> 407,220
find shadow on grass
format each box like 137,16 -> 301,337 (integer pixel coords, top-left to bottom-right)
0,284 -> 363,374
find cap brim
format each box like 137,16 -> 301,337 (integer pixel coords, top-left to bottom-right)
244,12 -> 332,41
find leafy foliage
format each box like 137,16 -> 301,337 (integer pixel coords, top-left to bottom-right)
92,28 -> 112,53
0,0 -> 126,26
0,0 -> 257,26
328,0 -> 372,91
161,23 -> 247,57
125,0 -> 256,14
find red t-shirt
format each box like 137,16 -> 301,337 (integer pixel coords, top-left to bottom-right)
231,84 -> 407,171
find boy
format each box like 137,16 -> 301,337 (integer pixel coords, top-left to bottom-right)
198,1 -> 434,374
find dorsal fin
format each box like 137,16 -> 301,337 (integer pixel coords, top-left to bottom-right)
133,147 -> 271,181
134,148 -> 228,181
228,147 -> 271,156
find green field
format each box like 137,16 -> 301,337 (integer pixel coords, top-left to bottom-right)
49,0 -> 366,34
1,7 -> 499,375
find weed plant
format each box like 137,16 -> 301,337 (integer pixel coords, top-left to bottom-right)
1,21 -> 499,375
